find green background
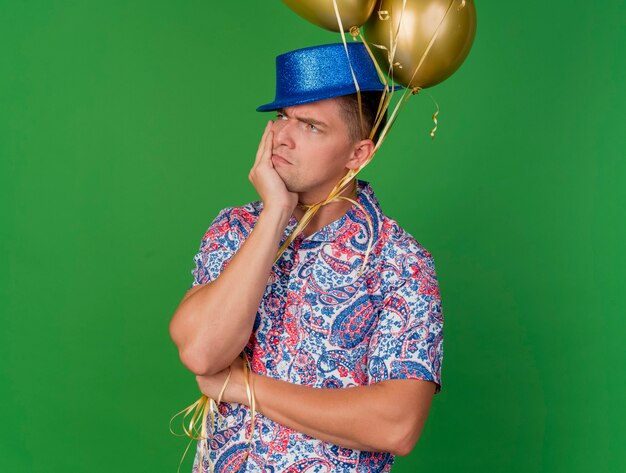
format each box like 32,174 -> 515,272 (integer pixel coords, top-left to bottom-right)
1,1 -> 624,472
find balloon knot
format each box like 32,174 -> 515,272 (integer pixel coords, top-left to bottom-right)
411,87 -> 421,95
349,26 -> 360,38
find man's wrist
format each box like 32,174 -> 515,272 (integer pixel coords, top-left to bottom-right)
233,370 -> 259,406
259,205 -> 293,229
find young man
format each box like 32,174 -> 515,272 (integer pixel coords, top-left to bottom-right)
170,43 -> 444,472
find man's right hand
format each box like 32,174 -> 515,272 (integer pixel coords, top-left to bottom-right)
248,120 -> 298,214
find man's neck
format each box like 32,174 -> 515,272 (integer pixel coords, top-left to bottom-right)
293,181 -> 358,238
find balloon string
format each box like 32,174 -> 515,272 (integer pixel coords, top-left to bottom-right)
170,353 -> 254,473
394,0 -> 408,74
356,32 -> 396,139
362,0 -> 418,142
169,395 -> 216,473
273,170 -> 359,263
422,91 -> 440,139
333,0 -> 364,137
240,353 -> 256,463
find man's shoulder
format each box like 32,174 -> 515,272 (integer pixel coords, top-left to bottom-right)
378,213 -> 436,268
200,200 -> 263,243
211,200 -> 264,225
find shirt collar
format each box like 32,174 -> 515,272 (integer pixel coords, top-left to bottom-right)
286,179 -> 384,245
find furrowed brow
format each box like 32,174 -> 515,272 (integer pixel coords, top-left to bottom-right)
276,108 -> 329,129
296,115 -> 328,129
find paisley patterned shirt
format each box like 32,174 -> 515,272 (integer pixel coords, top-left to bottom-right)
189,180 -> 444,473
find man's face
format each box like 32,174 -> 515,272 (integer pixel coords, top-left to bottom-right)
270,98 -> 358,202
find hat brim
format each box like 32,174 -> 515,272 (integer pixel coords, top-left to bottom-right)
256,84 -> 403,112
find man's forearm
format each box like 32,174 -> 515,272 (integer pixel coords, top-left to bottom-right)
248,374 -> 434,456
169,206 -> 292,375
195,360 -> 436,456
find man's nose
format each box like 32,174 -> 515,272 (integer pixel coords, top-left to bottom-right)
272,118 -> 295,149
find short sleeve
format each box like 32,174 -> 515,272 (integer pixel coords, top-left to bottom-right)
367,251 -> 444,394
189,207 -> 240,288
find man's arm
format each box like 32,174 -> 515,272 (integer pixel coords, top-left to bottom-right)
196,358 -> 436,456
169,121 -> 298,376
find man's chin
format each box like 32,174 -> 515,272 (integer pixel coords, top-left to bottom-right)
282,179 -> 300,194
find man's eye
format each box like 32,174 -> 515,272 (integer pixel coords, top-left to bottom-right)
276,113 -> 286,120
307,123 -> 319,132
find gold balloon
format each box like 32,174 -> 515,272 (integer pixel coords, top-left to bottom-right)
282,0 -> 378,32
363,0 -> 476,89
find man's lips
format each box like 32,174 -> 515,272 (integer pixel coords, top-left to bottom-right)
271,153 -> 291,165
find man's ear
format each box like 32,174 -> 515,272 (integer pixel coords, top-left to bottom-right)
346,139 -> 376,170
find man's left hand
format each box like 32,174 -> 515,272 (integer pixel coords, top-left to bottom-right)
195,356 -> 249,405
